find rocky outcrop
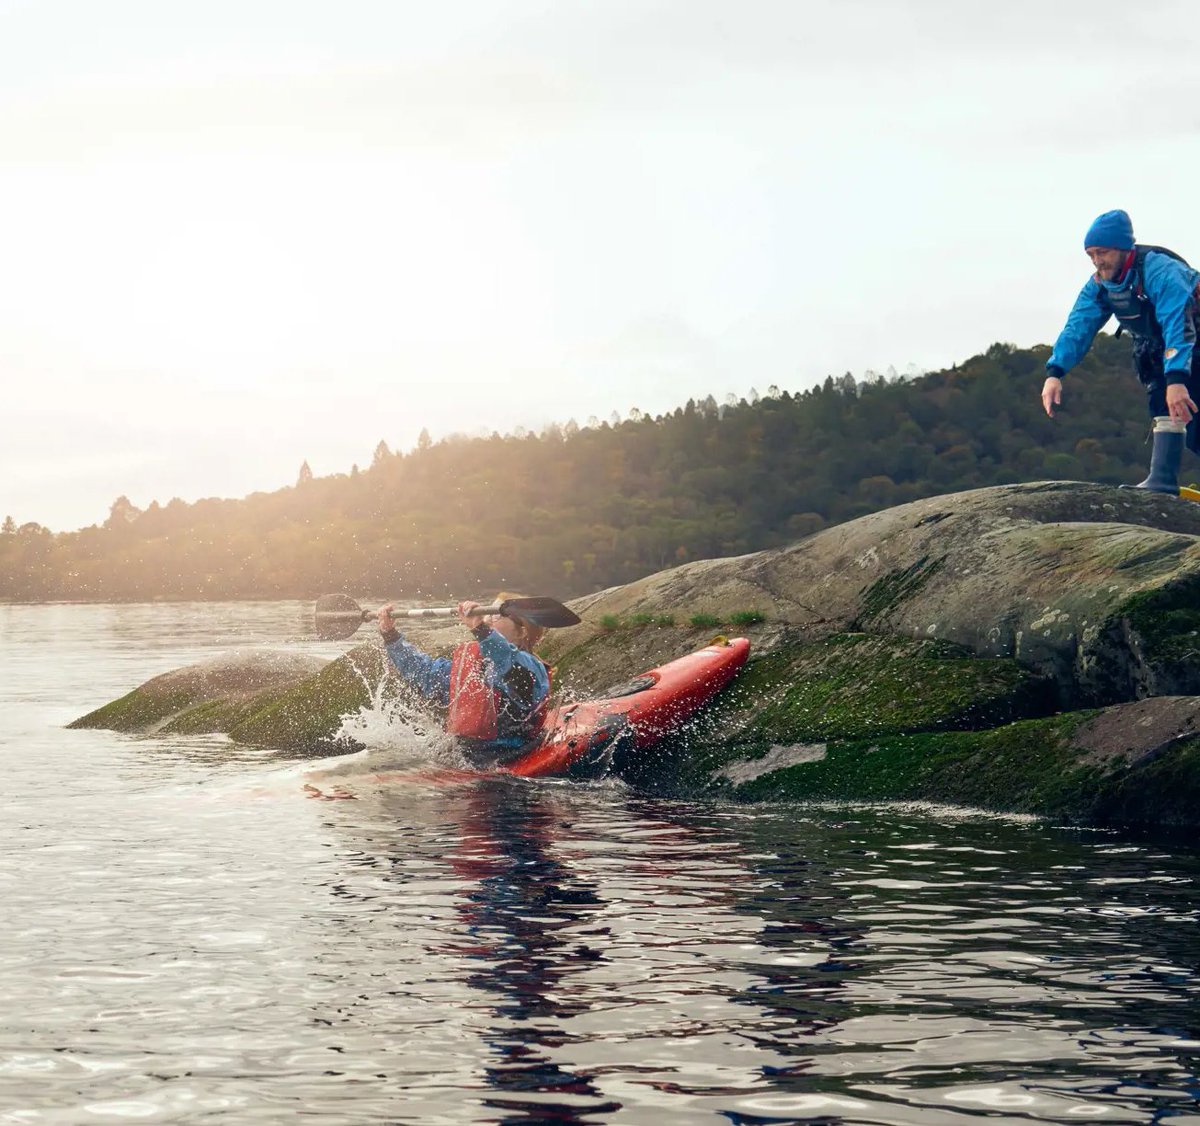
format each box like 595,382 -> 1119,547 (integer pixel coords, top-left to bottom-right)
711,695 -> 1200,828
69,650 -> 330,736
72,482 -> 1200,826
70,644 -> 387,756
543,481 -> 1200,707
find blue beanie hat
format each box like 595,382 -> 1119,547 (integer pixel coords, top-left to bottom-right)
1084,209 -> 1134,250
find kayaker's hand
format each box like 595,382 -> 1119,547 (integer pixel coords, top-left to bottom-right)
1167,382 -> 1197,425
378,603 -> 397,634
458,600 -> 485,630
1041,376 -> 1063,418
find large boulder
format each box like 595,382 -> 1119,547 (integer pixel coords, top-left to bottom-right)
71,482 -> 1200,825
69,649 -> 330,735
544,481 -> 1200,707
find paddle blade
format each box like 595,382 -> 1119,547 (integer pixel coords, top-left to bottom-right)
314,593 -> 366,640
499,597 -> 581,628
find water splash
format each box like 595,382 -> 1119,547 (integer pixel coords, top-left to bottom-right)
297,679 -> 473,799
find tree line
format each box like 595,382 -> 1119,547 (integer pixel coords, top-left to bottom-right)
0,334 -> 1169,601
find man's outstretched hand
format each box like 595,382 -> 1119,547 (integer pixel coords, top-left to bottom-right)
1167,382 -> 1198,425
1041,376 -> 1063,418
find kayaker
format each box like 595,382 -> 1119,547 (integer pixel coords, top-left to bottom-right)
378,595 -> 551,761
1042,209 -> 1200,494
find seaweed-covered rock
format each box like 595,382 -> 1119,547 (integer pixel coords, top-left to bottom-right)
700,632 -> 1054,747
70,644 -> 385,756
717,695 -> 1200,828
69,650 -> 329,735
228,643 -> 384,754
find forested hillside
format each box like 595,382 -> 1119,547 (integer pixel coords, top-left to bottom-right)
0,335 -> 1169,601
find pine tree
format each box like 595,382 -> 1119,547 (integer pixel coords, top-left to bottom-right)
297,460 -> 313,486
104,496 -> 141,529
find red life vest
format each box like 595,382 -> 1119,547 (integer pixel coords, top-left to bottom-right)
446,641 -> 551,742
446,641 -> 498,739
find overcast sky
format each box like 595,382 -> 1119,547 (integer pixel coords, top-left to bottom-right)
3,0 -> 1199,530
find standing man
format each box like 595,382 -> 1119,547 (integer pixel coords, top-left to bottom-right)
1043,209 -> 1200,494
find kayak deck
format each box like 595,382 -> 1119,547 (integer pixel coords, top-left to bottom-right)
504,636 -> 750,778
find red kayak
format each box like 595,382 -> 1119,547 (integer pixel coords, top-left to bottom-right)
503,637 -> 750,779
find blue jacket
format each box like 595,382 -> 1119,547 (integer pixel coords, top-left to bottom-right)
384,627 -> 550,748
1048,249 -> 1200,384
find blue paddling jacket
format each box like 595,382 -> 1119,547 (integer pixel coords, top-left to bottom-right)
1048,247 -> 1200,386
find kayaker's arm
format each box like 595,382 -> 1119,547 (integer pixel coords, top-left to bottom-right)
378,603 -> 451,705
381,634 -> 452,705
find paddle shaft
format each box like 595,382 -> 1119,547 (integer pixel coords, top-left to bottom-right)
330,603 -> 505,625
313,593 -> 580,638
376,603 -> 502,621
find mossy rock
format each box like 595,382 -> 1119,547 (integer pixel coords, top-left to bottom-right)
69,650 -> 329,734
722,715 -> 1094,812
228,643 -> 385,755
1108,572 -> 1200,694
1088,732 -> 1200,826
708,695 -> 1200,827
698,632 -> 1054,748
69,644 -> 389,757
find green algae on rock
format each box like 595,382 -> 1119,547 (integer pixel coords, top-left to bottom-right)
228,643 -> 384,755
69,650 -> 329,735
69,645 -> 385,757
716,696 -> 1200,829
708,633 -> 1055,748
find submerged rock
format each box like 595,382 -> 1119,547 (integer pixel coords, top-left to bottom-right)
71,481 -> 1200,826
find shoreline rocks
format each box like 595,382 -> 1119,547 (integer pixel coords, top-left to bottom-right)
71,482 -> 1200,827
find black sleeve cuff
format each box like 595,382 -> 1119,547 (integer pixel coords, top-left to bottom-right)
471,623 -> 492,640
1046,365 -> 1065,379
381,627 -> 401,644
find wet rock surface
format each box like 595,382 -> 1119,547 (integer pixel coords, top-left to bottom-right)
69,650 -> 330,736
72,482 -> 1200,826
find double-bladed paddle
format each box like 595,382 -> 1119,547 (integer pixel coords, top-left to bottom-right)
314,592 -> 581,641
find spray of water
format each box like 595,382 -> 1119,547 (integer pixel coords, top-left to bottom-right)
295,662 -> 476,799
333,688 -> 465,771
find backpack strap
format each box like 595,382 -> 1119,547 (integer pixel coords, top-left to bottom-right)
1134,244 -> 1191,299
1113,244 -> 1194,339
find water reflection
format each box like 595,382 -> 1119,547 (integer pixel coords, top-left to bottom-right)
719,811 -> 1200,1124
303,775 -> 1200,1123
442,781 -> 616,1122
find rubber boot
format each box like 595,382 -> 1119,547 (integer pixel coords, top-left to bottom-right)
1121,416 -> 1185,495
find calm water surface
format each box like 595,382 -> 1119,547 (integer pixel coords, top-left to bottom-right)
1,602 -> 1198,1124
